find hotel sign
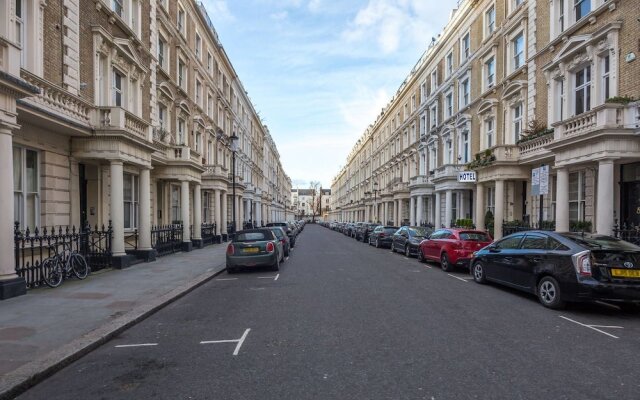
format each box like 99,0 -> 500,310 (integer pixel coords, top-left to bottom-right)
458,171 -> 476,183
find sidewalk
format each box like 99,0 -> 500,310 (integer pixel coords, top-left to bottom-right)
0,243 -> 229,399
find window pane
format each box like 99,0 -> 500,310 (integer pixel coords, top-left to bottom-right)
26,193 -> 37,230
26,150 -> 38,192
123,174 -> 132,201
14,193 -> 22,225
498,235 -> 523,249
124,202 -> 131,229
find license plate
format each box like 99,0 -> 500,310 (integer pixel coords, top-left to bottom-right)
611,269 -> 640,278
243,247 -> 259,254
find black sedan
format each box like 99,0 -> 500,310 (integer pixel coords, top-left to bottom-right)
391,226 -> 432,257
471,231 -> 640,310
368,226 -> 399,248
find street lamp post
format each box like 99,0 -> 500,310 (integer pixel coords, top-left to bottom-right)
230,132 -> 239,235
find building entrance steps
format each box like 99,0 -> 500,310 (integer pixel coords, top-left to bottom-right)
0,243 -> 228,399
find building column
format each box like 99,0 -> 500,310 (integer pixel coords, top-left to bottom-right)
383,202 -> 388,225
475,183 -> 485,230
192,184 -> 202,248
256,200 -> 262,226
458,191 -> 466,220
137,167 -> 156,260
445,190 -> 453,228
181,180 -> 192,251
410,197 -> 416,226
494,180 -> 505,239
214,189 -> 221,235
435,192 -> 442,228
416,195 -> 424,226
234,195 -> 240,231
596,160 -> 615,235
555,168 -> 570,232
221,191 -> 228,237
0,126 -> 26,298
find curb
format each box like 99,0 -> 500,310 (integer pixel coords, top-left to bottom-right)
0,263 -> 228,400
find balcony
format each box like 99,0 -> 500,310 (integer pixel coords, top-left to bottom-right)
518,131 -> 554,162
433,165 -> 459,181
492,145 -> 520,163
552,103 -> 639,141
93,107 -> 150,142
393,181 -> 409,193
408,175 -> 432,188
202,164 -> 229,179
169,145 -> 202,164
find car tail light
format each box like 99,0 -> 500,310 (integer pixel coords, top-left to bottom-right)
572,250 -> 592,277
226,244 -> 235,255
379,233 -> 385,237
266,242 -> 275,253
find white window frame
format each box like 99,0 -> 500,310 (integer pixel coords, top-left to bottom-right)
13,146 -> 40,231
112,68 -> 124,107
484,5 -> 495,38
177,4 -> 186,36
430,69 -> 438,94
460,130 -> 470,164
123,173 -> 139,230
459,78 -> 470,109
444,138 -> 453,165
178,57 -> 186,90
513,103 -> 523,143
485,117 -> 495,149
574,64 -> 591,116
569,171 -> 586,222
460,31 -> 470,62
158,103 -> 167,129
177,118 -> 186,145
195,32 -> 202,60
158,35 -> 167,70
512,32 -> 525,72
445,91 -> 454,119
486,187 -> 495,214
484,56 -> 495,91
195,78 -> 202,108
430,103 -> 438,129
171,184 -> 181,223
574,0 -> 591,22
445,51 -> 454,79
601,54 -> 610,103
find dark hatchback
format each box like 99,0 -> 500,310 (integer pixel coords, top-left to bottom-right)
391,226 -> 432,257
368,226 -> 399,248
471,231 -> 640,310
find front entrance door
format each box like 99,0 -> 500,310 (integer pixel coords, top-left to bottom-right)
622,182 -> 640,226
79,163 -> 88,228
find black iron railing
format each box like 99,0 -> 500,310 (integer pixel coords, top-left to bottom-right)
201,223 -> 218,245
613,223 -> 640,246
14,222 -> 113,289
151,223 -> 183,256
502,221 -> 556,236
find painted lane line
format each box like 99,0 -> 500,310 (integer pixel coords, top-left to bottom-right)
233,328 -> 251,356
115,343 -> 158,348
200,339 -> 238,344
424,265 -> 433,269
447,274 -> 469,282
257,276 -> 274,279
589,325 -> 624,329
274,274 -> 280,281
216,278 -> 238,281
559,316 -> 621,339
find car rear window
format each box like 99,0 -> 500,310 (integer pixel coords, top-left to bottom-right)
459,232 -> 491,242
561,234 -> 640,251
236,231 -> 273,241
384,228 -> 397,234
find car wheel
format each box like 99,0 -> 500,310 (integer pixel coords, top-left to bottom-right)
472,261 -> 486,284
375,239 -> 380,248
391,243 -> 396,253
537,276 -> 565,309
417,249 -> 426,263
271,255 -> 280,272
440,253 -> 453,272
405,245 -> 411,258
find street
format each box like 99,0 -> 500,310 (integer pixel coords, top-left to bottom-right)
18,224 -> 640,400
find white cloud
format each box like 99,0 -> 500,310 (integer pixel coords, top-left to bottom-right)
201,0 -> 235,22
270,11 -> 288,20
308,0 -> 322,12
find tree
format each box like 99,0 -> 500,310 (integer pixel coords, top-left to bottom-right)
309,181 -> 321,222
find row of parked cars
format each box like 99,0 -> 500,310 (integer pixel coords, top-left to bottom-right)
225,220 -> 306,273
322,221 -> 640,311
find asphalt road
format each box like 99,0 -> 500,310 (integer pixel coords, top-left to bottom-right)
18,224 -> 640,400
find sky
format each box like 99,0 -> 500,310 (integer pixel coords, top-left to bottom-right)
201,0 -> 460,189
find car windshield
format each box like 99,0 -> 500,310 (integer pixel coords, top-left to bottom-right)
409,228 -> 430,237
236,231 -> 272,241
561,233 -> 640,251
460,232 -> 491,242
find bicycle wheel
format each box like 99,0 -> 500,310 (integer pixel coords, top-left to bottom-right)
70,253 -> 89,279
43,258 -> 63,288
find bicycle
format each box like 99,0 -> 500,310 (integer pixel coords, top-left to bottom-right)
42,242 -> 90,288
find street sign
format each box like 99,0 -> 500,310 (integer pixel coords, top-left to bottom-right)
458,171 -> 476,183
532,168 -> 540,196
539,165 -> 549,195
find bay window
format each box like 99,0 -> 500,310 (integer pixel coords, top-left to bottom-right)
171,185 -> 181,223
177,118 -> 186,145
601,55 -> 610,102
123,173 -> 139,230
13,147 -> 39,231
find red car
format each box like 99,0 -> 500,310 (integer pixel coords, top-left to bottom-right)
418,228 -> 493,271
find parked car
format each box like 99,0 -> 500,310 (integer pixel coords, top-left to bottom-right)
391,226 -> 433,257
266,222 -> 296,247
419,228 -> 493,271
357,223 -> 380,242
471,231 -> 640,310
226,229 -> 283,273
268,226 -> 291,257
368,226 -> 399,248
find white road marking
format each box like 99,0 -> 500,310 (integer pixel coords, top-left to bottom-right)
559,316 -> 622,339
285,257 -> 289,261
216,278 -> 238,281
447,274 -> 470,282
200,328 -> 251,356
275,274 -> 280,281
233,328 -> 251,356
424,265 -> 433,269
115,343 -> 158,348
257,276 -> 274,279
